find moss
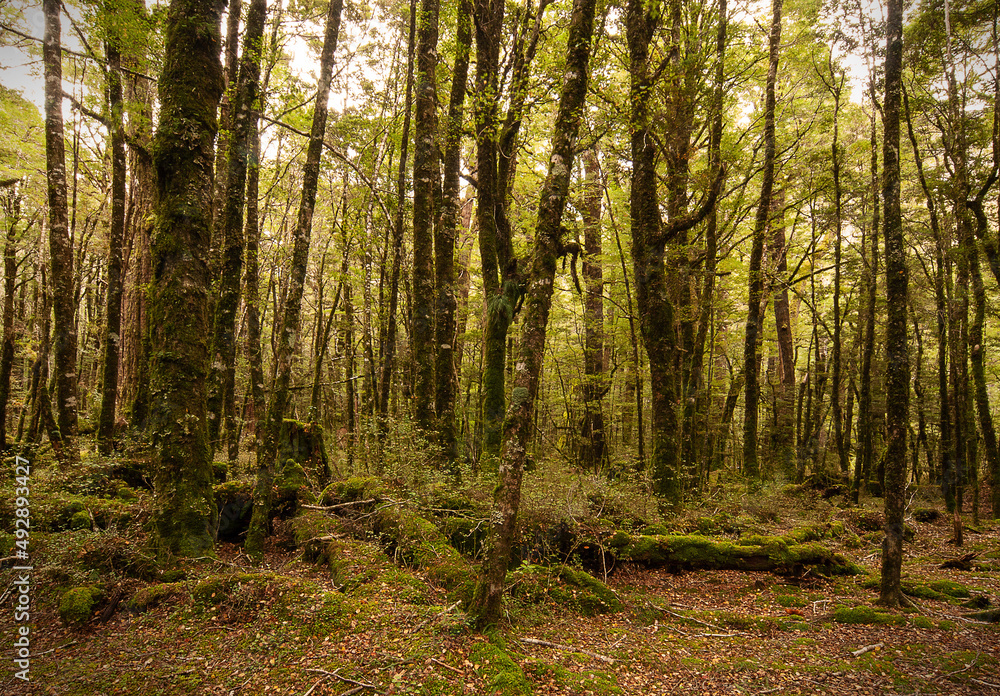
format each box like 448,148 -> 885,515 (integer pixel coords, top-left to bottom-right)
928,580 -> 970,599
70,510 -> 93,530
160,569 -> 186,583
59,586 -> 103,626
509,564 -> 623,616
470,640 -> 533,696
966,609 -> 1000,623
833,606 -> 905,625
115,484 -> 138,501
319,476 -> 385,505
129,582 -> 185,612
938,620 -> 957,631
212,461 -> 228,483
441,515 -> 488,558
909,616 -> 937,629
901,581 -> 946,601
775,594 -> 807,608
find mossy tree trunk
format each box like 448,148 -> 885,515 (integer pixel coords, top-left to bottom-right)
246,0 -> 343,560
43,0 -> 79,466
97,40 -> 127,455
207,0 -> 268,461
580,149 -> 605,473
412,0 -> 441,433
628,0 -> 725,504
149,0 -> 226,560
769,188 -> 796,480
879,0 -> 908,607
742,0 -> 782,483
0,186 -> 21,452
377,0 -> 415,426
474,0 -> 598,628
435,0 -> 471,468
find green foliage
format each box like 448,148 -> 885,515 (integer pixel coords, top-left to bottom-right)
509,564 -> 623,616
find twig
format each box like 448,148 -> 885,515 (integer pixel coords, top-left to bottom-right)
411,600 -> 462,633
305,668 -> 376,689
302,499 -> 378,511
429,657 -> 463,675
336,688 -> 365,696
520,637 -> 615,664
33,640 -> 78,657
647,601 -> 718,629
972,678 -> 1000,689
850,642 -> 883,657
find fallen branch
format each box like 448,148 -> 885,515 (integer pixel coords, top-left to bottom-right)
33,640 -> 78,657
305,668 -> 376,690
302,499 -> 379,512
972,678 -> 1000,689
520,637 -> 615,664
850,642 -> 883,658
647,601 -> 719,629
429,657 -> 463,675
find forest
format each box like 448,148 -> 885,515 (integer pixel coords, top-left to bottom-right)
1,0 -> 1000,692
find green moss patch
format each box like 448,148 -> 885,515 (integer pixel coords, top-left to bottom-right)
509,564 -> 623,616
59,586 -> 104,626
928,580 -> 970,599
832,606 -> 905,625
470,639 -> 533,696
129,582 -> 186,612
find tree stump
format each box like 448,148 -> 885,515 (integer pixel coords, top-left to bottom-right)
279,419 -> 331,486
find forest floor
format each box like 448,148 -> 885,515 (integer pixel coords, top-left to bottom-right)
1,441 -> 999,695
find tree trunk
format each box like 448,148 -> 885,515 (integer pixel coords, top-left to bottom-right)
0,189 -> 21,451
742,0 -> 782,481
97,41 -> 127,455
474,0 -> 597,627
878,0 -> 908,607
435,0 -> 472,468
580,149 -> 605,473
149,0 -> 227,561
43,0 -> 79,466
411,0 -> 441,433
246,0 -> 343,559
244,114 -> 266,462
378,0 -> 416,424
207,0 -> 268,459
769,187 -> 795,479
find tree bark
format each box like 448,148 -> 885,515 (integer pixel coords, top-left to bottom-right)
769,187 -> 795,479
246,0 -> 343,559
580,149 -> 605,473
0,190 -> 21,451
879,0 -> 909,607
412,0 -> 441,433
149,0 -> 227,560
435,0 -> 472,467
474,0 -> 597,627
742,0 -> 782,481
97,41 -> 127,455
43,0 -> 79,466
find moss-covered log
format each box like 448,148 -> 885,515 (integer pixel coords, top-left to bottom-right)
609,532 -> 860,576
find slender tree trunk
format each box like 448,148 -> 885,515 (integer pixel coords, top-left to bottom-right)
98,42 -> 127,454
412,0 -> 441,432
244,115 -> 266,461
246,0 -> 343,559
0,191 -> 20,451
43,0 -> 79,466
474,0 -> 597,627
207,0 -> 268,458
743,0 -> 782,481
378,0 -> 416,423
580,149 -> 605,473
435,0 -> 471,467
827,65 -> 848,479
149,0 -> 227,560
769,188 -> 795,479
879,0 -> 908,606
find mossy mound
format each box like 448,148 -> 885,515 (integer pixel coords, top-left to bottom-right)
35,494 -> 142,532
509,564 -> 623,616
928,580 -> 970,599
59,586 -> 104,626
371,506 -> 475,603
77,530 -> 158,580
832,605 -> 905,625
913,508 -> 940,523
279,419 -> 332,486
318,475 -> 385,506
470,638 -> 533,696
128,582 -> 186,612
610,532 -> 860,575
274,460 -> 315,516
